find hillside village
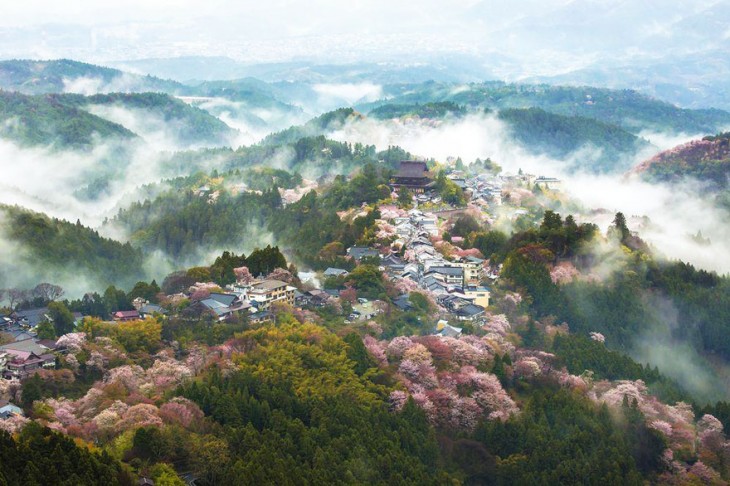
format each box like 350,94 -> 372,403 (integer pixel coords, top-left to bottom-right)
0,160 -> 559,414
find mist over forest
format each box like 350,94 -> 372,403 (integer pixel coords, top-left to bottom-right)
2,2 -> 730,485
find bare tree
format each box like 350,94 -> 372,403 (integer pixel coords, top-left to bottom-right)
33,283 -> 65,302
6,288 -> 29,310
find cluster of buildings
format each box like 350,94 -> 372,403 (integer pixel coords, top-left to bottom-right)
187,278 -> 297,323
0,310 -> 65,383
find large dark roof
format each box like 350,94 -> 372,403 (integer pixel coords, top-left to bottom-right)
14,308 -> 49,326
208,293 -> 238,307
396,161 -> 429,178
427,266 -> 464,277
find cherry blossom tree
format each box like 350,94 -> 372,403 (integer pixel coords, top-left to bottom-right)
363,336 -> 387,365
116,403 -> 163,432
234,266 -> 253,284
159,397 -> 204,428
56,332 -> 86,354
146,359 -> 193,390
0,378 -> 21,402
550,262 -> 580,284
388,390 -> 408,412
590,332 -> 606,343
0,414 -> 29,433
483,314 -> 511,336
387,336 -> 415,361
267,267 -> 295,283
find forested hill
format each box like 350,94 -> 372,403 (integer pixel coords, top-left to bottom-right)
497,108 -> 649,172
632,132 -> 730,188
260,107 -> 362,146
0,90 -> 135,148
0,58 -> 183,94
65,92 -> 239,148
368,101 -> 467,120
0,90 -> 239,149
0,204 -> 145,289
362,82 -> 730,134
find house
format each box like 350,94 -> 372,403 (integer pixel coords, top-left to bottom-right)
247,280 -> 295,310
424,266 -> 464,287
534,176 -> 562,190
297,271 -> 318,285
113,310 -> 140,322
380,254 -> 406,274
435,322 -> 463,338
208,293 -> 247,312
0,401 -> 23,419
296,289 -> 330,308
13,308 -> 49,327
347,246 -> 379,262
455,304 -> 486,321
393,294 -> 414,312
454,256 -> 485,284
248,310 -> 273,324
5,329 -> 35,342
139,304 -> 167,319
188,299 -> 233,322
0,340 -> 56,379
131,297 -> 147,310
392,161 -> 435,194
421,276 -> 449,295
464,285 -> 490,308
323,267 -> 349,277
438,293 -> 472,312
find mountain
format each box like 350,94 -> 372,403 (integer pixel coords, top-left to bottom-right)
0,90 -> 135,148
0,204 -> 145,290
497,108 -> 649,172
632,133 -> 730,189
260,107 -> 362,146
72,92 -> 239,148
362,82 -> 730,135
368,102 -> 467,120
0,90 -> 238,149
0,59 -> 183,95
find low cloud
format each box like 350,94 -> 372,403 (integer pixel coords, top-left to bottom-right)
633,294 -> 730,403
62,73 -> 158,96
330,112 -> 730,274
312,83 -> 383,112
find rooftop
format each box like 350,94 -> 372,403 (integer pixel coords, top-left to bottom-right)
395,161 -> 430,179
251,279 -> 288,291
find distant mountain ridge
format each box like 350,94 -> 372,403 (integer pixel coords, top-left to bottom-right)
361,82 -> 730,135
0,58 -> 183,94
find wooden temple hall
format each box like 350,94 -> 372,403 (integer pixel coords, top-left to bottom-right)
391,161 -> 435,193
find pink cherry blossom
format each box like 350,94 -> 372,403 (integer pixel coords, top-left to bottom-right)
234,266 -> 254,284
389,390 -> 408,412
590,332 -> 606,343
550,262 -> 580,284
387,336 -> 415,361
56,332 -> 86,354
363,336 -> 387,366
0,414 -> 29,433
483,314 -> 511,336
159,397 -> 204,428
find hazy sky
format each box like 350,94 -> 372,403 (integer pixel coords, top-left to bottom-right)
0,1 -> 725,66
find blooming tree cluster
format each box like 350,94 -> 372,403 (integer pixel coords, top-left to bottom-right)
550,261 -> 580,284
376,334 -> 518,430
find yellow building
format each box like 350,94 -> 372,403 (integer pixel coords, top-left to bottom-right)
464,286 -> 490,308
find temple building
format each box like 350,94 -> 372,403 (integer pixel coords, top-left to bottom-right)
391,161 -> 435,193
